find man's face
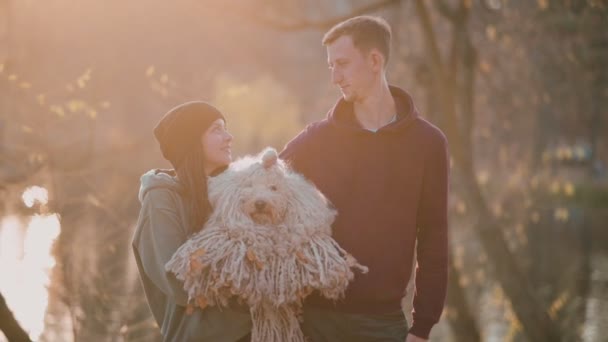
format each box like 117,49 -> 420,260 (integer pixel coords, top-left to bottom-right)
326,35 -> 376,102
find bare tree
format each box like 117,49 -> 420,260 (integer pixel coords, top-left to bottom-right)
0,292 -> 32,342
413,1 -> 560,340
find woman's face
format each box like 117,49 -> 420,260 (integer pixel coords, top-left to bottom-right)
201,118 -> 233,175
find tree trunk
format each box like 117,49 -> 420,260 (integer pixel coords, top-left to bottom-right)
446,252 -> 481,342
0,292 -> 32,342
414,0 -> 562,340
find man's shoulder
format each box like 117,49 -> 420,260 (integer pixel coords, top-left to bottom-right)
303,117 -> 332,136
413,116 -> 448,146
280,117 -> 333,163
290,117 -> 332,144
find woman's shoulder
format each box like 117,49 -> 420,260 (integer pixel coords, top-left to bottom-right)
138,168 -> 184,205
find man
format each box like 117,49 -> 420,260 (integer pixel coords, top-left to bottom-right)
280,16 -> 449,341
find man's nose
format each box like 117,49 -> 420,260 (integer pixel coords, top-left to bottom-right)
331,69 -> 342,85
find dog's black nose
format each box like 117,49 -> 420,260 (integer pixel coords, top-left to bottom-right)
255,200 -> 266,211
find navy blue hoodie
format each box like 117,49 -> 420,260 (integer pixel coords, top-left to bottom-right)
280,86 -> 449,339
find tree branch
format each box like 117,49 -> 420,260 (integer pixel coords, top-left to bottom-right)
414,0 -> 446,79
209,0 -> 402,31
435,0 -> 471,24
0,292 -> 32,342
435,0 -> 458,21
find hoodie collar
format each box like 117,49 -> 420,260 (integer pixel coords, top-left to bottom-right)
138,169 -> 183,203
328,85 -> 419,134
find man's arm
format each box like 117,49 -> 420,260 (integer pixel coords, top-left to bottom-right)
410,132 -> 450,339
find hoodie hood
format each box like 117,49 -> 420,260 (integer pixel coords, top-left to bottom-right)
328,85 -> 419,134
138,169 -> 183,203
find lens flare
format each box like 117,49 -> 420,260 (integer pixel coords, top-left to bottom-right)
1,187 -> 60,342
21,186 -> 49,208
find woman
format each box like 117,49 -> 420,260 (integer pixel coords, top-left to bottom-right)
132,101 -> 252,342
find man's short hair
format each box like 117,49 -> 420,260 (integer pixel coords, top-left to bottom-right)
322,16 -> 392,65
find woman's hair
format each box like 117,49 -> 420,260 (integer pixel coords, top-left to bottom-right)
153,101 -> 227,234
175,146 -> 212,235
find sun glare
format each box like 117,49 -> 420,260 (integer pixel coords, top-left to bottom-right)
0,187 -> 60,342
21,186 -> 49,208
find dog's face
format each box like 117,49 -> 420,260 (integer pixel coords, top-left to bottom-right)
208,147 -> 336,233
239,167 -> 288,225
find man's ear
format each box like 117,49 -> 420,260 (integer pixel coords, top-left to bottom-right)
369,49 -> 384,72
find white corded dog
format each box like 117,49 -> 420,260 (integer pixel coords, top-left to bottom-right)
166,148 -> 367,342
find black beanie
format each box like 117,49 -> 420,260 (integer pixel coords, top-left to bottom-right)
153,101 -> 225,169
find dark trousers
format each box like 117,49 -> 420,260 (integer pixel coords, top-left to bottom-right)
302,306 -> 409,342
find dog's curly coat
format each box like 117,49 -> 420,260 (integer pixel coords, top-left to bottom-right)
166,148 -> 367,342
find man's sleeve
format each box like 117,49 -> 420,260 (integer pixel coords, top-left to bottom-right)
133,189 -> 190,306
279,124 -> 314,174
410,132 -> 450,339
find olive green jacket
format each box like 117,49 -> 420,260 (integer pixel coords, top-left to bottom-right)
132,169 -> 251,342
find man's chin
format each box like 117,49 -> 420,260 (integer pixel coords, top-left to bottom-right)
341,92 -> 355,102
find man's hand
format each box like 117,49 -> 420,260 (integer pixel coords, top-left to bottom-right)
405,333 -> 428,342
